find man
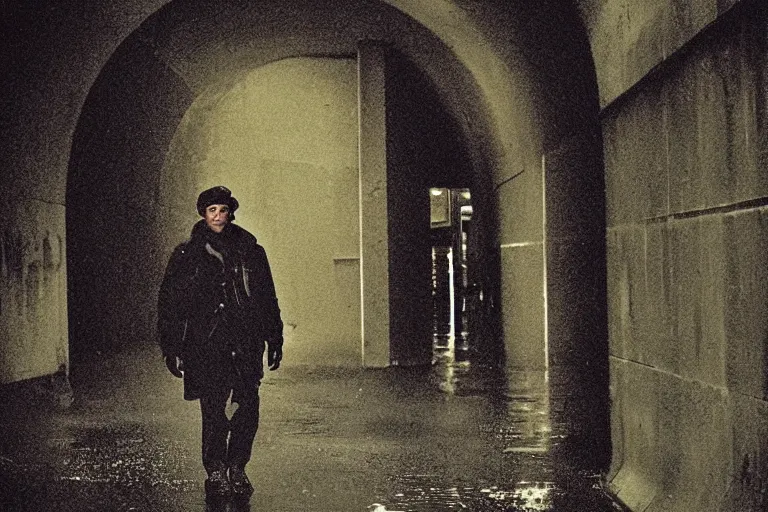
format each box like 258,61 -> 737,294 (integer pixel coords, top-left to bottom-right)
157,186 -> 283,500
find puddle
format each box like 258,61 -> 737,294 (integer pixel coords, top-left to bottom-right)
372,468 -> 621,511
372,474 -> 558,511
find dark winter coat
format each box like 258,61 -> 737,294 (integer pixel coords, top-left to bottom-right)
158,220 -> 283,401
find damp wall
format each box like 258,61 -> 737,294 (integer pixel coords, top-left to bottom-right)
0,200 -> 68,383
581,0 -> 768,510
0,3 -> 167,383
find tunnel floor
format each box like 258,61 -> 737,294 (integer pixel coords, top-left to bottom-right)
0,345 -> 626,511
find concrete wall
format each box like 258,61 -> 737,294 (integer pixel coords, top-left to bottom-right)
544,129 -> 611,468
0,2 -> 166,381
0,200 -> 68,384
578,0 -> 744,108
587,0 -> 768,509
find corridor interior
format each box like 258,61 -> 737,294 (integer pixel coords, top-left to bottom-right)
0,186 -> 619,510
7,1 -> 765,511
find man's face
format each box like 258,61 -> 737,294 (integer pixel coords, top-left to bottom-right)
204,204 -> 231,233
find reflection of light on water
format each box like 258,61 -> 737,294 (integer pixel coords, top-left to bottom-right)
514,481 -> 554,510
367,503 -> 405,512
503,446 -> 547,453
433,359 -> 473,396
382,367 -> 563,511
381,476 -> 559,511
438,361 -> 456,394
479,482 -> 553,510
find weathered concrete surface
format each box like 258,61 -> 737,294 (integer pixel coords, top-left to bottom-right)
609,357 -> 734,512
500,245 -> 546,370
544,130 -> 608,375
358,41 -> 391,368
604,83 -> 669,226
604,3 -> 768,510
608,211 -> 768,511
577,0 -> 747,107
664,10 -> 768,213
496,152 -> 546,371
724,210 -> 768,400
0,199 -> 68,384
0,345 -> 626,512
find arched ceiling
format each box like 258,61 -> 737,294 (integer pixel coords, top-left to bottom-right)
2,0 -> 596,203
126,0 -> 571,180
136,0 -> 421,91
131,0 -> 527,97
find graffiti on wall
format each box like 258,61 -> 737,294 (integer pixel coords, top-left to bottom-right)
0,228 -> 64,319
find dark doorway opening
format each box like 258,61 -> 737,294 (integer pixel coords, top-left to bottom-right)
430,187 -> 473,363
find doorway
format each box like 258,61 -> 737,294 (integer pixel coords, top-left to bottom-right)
430,187 -> 473,363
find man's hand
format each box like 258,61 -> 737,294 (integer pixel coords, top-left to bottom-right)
267,338 -> 283,371
164,355 -> 184,378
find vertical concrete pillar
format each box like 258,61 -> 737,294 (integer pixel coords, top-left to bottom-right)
357,40 -> 390,367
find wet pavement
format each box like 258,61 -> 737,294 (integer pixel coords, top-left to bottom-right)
0,345 -> 627,511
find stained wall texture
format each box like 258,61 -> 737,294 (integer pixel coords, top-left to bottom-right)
590,1 -> 768,510
0,201 -> 68,383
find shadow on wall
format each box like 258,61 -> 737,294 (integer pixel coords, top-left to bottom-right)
66,34 -> 194,367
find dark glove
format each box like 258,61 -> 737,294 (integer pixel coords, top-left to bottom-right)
267,338 -> 283,371
164,355 -> 184,378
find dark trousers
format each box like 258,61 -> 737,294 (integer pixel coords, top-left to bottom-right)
199,384 -> 260,473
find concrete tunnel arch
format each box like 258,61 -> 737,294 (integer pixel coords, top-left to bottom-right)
9,2 -> 768,509
63,1 -> 608,452
65,0 -> 504,370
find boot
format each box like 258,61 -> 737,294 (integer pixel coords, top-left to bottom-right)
229,465 -> 254,498
205,463 -> 232,498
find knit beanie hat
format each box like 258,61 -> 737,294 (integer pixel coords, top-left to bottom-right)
196,186 -> 239,217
